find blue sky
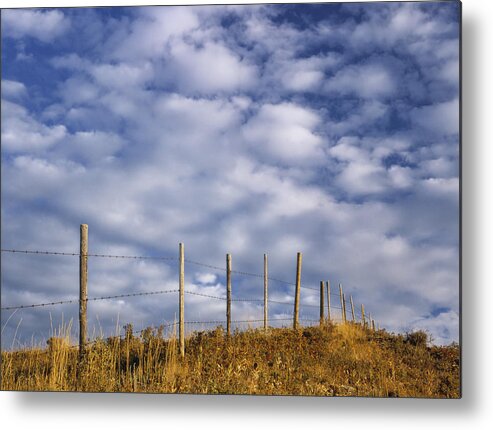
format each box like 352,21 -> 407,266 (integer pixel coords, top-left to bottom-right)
1,2 -> 460,348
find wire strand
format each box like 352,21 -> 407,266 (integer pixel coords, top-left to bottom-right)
1,248 -> 175,261
1,289 -> 179,311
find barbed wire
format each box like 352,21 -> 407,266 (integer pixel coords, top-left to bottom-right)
183,290 -> 225,301
2,291 -> 361,315
1,248 -> 376,323
88,289 -> 179,302
2,249 -> 80,257
183,292 -> 345,310
184,257 -> 330,292
87,253 -> 175,261
1,289 -> 179,311
1,298 -> 78,311
1,248 -> 176,261
2,248 -> 339,295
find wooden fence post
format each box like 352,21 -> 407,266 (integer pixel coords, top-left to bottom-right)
368,312 -> 372,331
264,254 -> 268,331
226,253 -> 232,337
319,281 -> 324,327
361,304 -> 365,328
326,280 -> 331,322
339,284 -> 346,323
179,243 -> 185,358
371,319 -> 376,331
350,295 -> 355,322
293,252 -> 302,330
79,224 -> 88,362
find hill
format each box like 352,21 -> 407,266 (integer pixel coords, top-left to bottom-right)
0,322 -> 460,397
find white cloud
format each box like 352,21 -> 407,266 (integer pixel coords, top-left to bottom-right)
1,9 -> 70,42
51,53 -> 89,70
347,3 -> 456,52
1,100 -> 67,153
336,159 -> 387,195
278,54 -> 340,93
110,7 -> 200,61
195,273 -> 217,284
411,98 -> 459,135
327,101 -> 388,135
439,59 -> 459,84
421,157 -> 456,178
59,77 -> 100,105
90,62 -> 154,90
61,131 -> 125,164
160,39 -> 258,94
1,80 -> 27,100
328,136 -> 425,195
421,177 -> 459,196
410,310 -> 459,346
388,165 -> 414,189
329,138 -> 389,195
325,63 -> 396,98
242,102 -> 325,166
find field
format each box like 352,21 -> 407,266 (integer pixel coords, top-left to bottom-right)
0,322 -> 460,397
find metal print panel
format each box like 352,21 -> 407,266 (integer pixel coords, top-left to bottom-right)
0,1 -> 461,397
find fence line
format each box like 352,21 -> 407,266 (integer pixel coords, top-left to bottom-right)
0,248 -> 175,261
1,289 -> 180,311
1,248 -> 332,294
0,292 -> 348,312
1,225 -> 379,359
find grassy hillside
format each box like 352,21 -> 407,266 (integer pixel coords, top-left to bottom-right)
1,322 -> 460,397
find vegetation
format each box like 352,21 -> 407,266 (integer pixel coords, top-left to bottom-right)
0,322 -> 460,397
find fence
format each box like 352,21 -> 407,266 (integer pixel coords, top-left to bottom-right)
1,224 -> 379,359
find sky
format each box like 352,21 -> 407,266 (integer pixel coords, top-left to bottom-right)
0,2 -> 460,348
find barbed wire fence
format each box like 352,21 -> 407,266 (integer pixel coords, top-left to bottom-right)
1,224 -> 379,358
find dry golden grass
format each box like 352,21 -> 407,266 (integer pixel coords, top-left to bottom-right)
0,322 -> 460,397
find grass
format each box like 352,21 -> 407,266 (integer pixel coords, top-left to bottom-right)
0,322 -> 460,397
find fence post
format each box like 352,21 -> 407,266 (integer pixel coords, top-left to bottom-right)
339,284 -> 346,323
79,224 -> 88,362
350,295 -> 355,322
343,293 -> 347,323
264,253 -> 268,331
226,253 -> 232,337
293,252 -> 302,330
179,243 -> 185,358
371,319 -> 376,331
368,312 -> 372,331
319,281 -> 324,327
361,304 -> 365,328
326,280 -> 331,322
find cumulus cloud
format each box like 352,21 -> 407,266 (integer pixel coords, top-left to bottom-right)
1,9 -> 70,42
243,103 -> 325,166
195,273 -> 217,284
328,137 -> 415,196
110,7 -> 200,61
411,98 -> 459,135
161,40 -> 258,94
325,63 -> 396,99
1,80 -> 27,100
1,100 -> 67,153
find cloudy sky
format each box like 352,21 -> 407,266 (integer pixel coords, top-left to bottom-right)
1,2 -> 460,348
